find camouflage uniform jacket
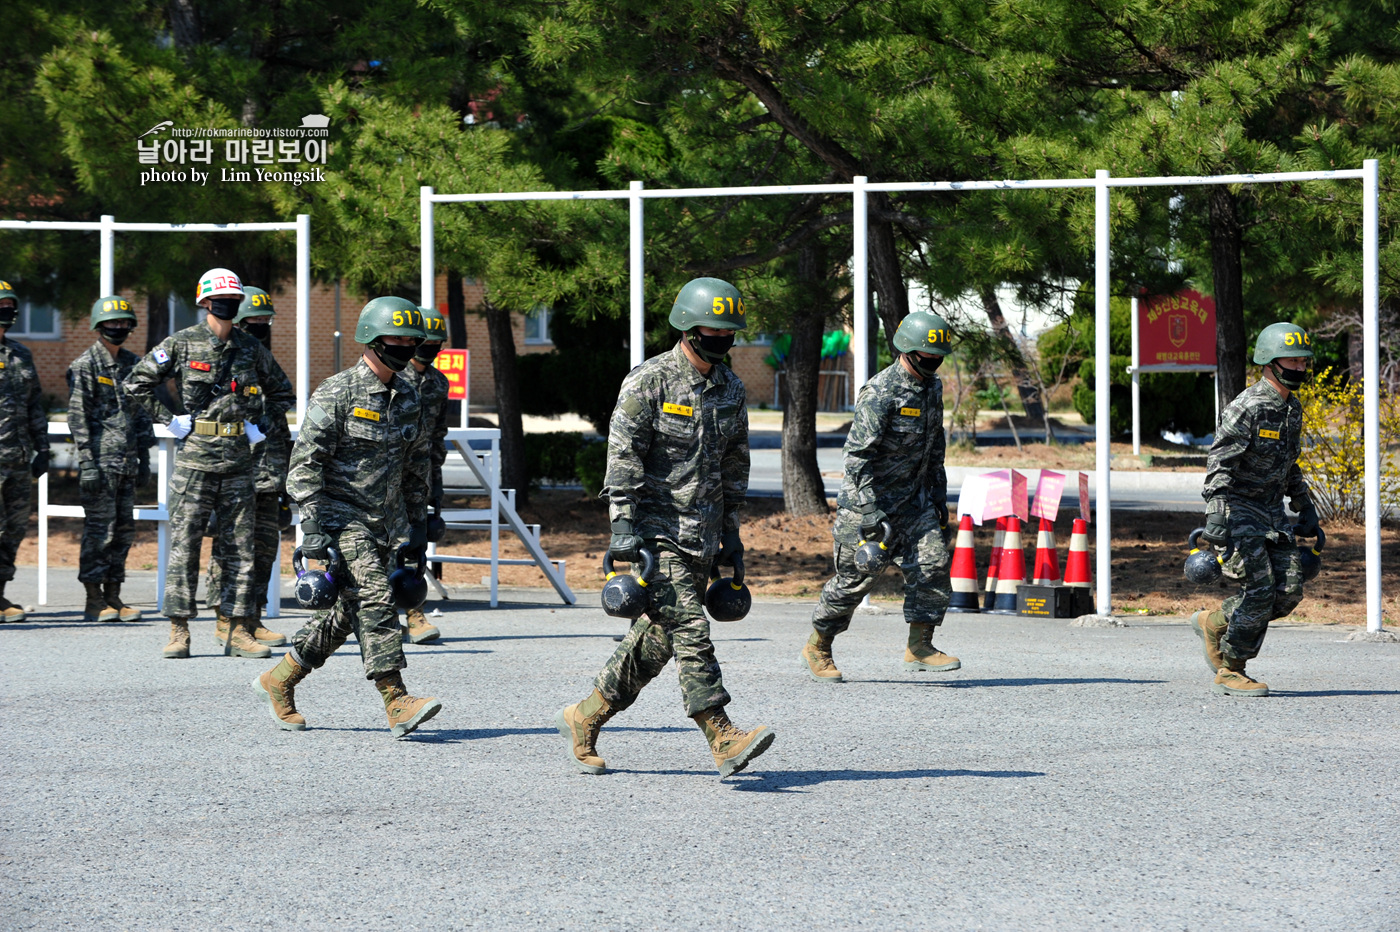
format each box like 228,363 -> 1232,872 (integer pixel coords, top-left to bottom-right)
604,341 -> 749,563
66,342 -> 154,475
287,358 -> 430,543
123,321 -> 294,474
404,362 -> 450,492
836,360 -> 947,521
252,353 -> 293,494
0,337 -> 48,467
1203,378 -> 1309,535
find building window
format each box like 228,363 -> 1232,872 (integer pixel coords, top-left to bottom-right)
169,293 -> 199,334
8,299 -> 62,340
523,305 -> 552,345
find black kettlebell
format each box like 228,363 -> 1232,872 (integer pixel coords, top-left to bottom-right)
854,520 -> 894,576
389,544 -> 429,610
426,512 -> 447,543
706,552 -> 752,622
293,546 -> 343,610
1184,527 -> 1234,585
601,549 -> 657,620
1296,525 -> 1325,583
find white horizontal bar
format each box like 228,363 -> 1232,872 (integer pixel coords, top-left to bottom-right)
432,190 -> 631,203
1107,169 -> 1364,188
109,222 -> 298,232
865,178 -> 1098,193
0,221 -> 103,231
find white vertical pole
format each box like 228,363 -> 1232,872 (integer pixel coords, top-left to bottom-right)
1094,170 -> 1112,617
37,472 -> 48,605
295,213 -> 311,425
1130,294 -> 1141,456
629,181 -> 644,368
156,438 -> 172,613
852,176 -> 869,391
99,215 -> 115,295
1362,159 -> 1382,632
420,186 -> 435,312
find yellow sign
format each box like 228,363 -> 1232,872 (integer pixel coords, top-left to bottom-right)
1259,428 -> 1280,439
97,376 -> 115,386
899,407 -> 921,417
663,402 -> 693,417
352,407 -> 381,422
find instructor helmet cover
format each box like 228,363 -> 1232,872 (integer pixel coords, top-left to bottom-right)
195,268 -> 244,304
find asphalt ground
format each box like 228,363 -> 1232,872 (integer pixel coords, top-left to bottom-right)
3,570 -> 1398,931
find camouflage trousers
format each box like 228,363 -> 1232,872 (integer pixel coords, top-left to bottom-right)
594,547 -> 730,718
0,463 -> 31,583
208,490 -> 281,611
78,469 -> 136,584
288,522 -> 406,680
164,463 -> 255,619
1219,532 -> 1304,662
812,507 -> 952,636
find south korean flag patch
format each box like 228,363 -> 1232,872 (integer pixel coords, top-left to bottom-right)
153,348 -> 170,365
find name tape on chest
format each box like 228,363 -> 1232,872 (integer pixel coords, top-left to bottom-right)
1259,428 -> 1280,439
244,385 -> 260,395
188,360 -> 212,372
662,402 -> 693,417
899,407 -> 922,417
352,407 -> 382,422
97,376 -> 115,386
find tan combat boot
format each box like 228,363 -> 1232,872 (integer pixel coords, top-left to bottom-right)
1190,609 -> 1230,674
0,582 -> 26,623
801,630 -> 844,683
163,619 -> 191,659
102,580 -> 140,622
692,707 -> 775,778
84,582 -> 119,623
224,617 -> 272,659
214,609 -> 230,646
554,689 -> 615,774
250,608 -> 285,646
904,622 -> 961,672
374,672 -> 442,737
252,654 -> 310,730
1214,661 -> 1269,698
404,606 -> 441,644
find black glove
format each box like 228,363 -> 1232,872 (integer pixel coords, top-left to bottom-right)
1201,512 -> 1230,548
1292,496 -> 1320,538
300,518 -> 331,561
30,449 -> 49,479
136,458 -> 152,490
716,526 -> 743,569
934,500 -> 949,528
79,463 -> 103,496
859,505 -> 888,539
407,521 -> 428,553
609,518 -> 642,563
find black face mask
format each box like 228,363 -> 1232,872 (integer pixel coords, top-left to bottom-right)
907,352 -> 944,378
1270,361 -> 1308,391
373,340 -> 418,372
687,330 -> 735,365
98,325 -> 132,345
243,322 -> 272,346
0,306 -> 16,327
207,297 -> 241,320
415,342 -> 443,364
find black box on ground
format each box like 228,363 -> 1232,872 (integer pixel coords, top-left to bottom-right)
1016,584 -> 1094,618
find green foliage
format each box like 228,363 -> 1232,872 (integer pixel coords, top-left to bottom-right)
576,440 -> 609,498
523,431 -> 585,487
515,310 -> 631,432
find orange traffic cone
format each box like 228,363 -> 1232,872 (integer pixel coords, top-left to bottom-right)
1031,518 -> 1061,586
982,517 -> 1006,611
1064,518 -> 1091,589
949,514 -> 981,612
989,516 -> 1026,614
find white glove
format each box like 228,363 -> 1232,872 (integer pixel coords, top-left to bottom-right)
245,421 -> 266,445
168,414 -> 192,439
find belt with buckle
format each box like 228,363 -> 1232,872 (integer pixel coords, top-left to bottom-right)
194,419 -> 244,437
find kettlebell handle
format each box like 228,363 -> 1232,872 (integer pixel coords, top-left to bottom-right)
293,545 -> 342,578
710,551 -> 745,587
396,543 -> 428,579
860,520 -> 893,547
1187,527 -> 1234,561
1294,525 -> 1325,552
603,548 -> 657,582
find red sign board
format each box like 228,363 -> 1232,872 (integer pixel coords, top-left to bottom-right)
435,349 -> 469,402
1138,289 -> 1217,367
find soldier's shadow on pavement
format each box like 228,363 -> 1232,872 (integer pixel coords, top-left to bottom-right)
409,725 -> 692,744
1269,689 -> 1400,697
857,677 -> 1165,688
727,768 -> 1047,793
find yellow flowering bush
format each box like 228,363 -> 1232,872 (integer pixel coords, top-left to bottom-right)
1296,367 -> 1400,524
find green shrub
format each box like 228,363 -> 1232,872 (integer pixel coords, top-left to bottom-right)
576,440 -> 609,498
524,432 -> 585,487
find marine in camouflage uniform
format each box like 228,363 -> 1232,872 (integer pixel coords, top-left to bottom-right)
67,296 -> 154,623
252,296 -> 441,738
0,280 -> 49,623
802,310 -> 959,683
1190,322 -> 1319,698
207,287 -> 290,647
555,277 -> 774,779
399,305 -> 450,644
123,269 -> 293,660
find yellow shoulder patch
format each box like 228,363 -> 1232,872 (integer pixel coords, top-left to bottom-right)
899,407 -> 921,417
1259,428 -> 1280,439
97,376 -> 115,386
352,407 -> 381,422
663,402 -> 693,417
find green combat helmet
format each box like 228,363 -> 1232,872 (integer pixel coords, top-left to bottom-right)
356,296 -> 426,373
0,279 -> 18,327
892,309 -> 953,378
235,286 -> 276,323
1253,321 -> 1313,391
415,305 -> 447,365
89,295 -> 137,330
669,277 -> 746,365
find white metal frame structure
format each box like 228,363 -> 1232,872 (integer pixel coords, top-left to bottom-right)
421,161 -> 1385,631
